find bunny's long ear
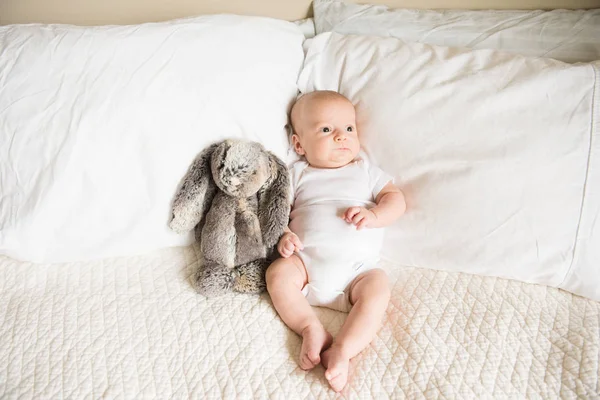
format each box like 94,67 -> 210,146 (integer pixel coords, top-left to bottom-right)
258,151 -> 291,249
169,142 -> 219,234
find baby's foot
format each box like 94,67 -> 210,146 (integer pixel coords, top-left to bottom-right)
321,344 -> 350,392
299,324 -> 333,370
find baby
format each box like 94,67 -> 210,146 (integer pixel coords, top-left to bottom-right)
266,90 -> 406,392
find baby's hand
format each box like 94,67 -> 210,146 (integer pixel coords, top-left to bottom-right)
343,207 -> 377,230
278,231 -> 304,258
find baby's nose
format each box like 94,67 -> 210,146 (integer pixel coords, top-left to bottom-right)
335,134 -> 347,142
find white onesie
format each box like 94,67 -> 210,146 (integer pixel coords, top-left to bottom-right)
289,153 -> 393,312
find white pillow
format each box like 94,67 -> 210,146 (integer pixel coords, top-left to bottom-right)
0,15 -> 305,263
298,32 -> 600,301
294,18 -> 316,39
313,0 -> 600,63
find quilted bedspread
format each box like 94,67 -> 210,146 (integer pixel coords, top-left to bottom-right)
1,245 -> 599,399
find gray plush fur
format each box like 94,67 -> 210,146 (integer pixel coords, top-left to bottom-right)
170,139 -> 290,296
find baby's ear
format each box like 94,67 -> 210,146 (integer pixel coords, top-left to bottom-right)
291,134 -> 305,155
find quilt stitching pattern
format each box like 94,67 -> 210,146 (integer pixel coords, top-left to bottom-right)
1,245 -> 598,399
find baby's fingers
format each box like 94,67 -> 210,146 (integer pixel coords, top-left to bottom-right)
351,213 -> 365,225
344,207 -> 361,222
290,234 -> 304,250
280,242 -> 294,257
356,218 -> 368,230
284,241 -> 295,253
278,245 -> 290,258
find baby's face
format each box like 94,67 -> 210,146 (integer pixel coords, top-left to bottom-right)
292,95 -> 360,169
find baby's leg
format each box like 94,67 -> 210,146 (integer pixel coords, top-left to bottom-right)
266,255 -> 332,370
322,268 -> 390,392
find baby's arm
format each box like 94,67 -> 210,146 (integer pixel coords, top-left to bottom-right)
344,182 -> 406,229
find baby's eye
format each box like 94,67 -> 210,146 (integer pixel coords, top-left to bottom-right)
346,126 -> 354,132
321,127 -> 331,133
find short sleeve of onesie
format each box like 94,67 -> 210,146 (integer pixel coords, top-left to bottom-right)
288,160 -> 308,206
363,156 -> 394,200
288,169 -> 294,206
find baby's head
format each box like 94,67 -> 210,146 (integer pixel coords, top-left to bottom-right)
290,90 -> 360,169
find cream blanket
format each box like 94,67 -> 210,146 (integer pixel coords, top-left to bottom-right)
1,245 -> 598,398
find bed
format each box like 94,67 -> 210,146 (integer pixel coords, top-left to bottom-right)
1,1 -> 600,398
2,247 -> 599,398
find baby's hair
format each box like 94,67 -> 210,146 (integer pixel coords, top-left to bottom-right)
297,90 -> 350,102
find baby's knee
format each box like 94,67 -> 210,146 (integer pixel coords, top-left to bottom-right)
373,270 -> 391,302
372,269 -> 390,291
353,269 -> 391,306
266,257 -> 304,291
265,261 -> 282,287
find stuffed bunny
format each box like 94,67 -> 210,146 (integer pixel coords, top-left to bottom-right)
169,139 -> 290,296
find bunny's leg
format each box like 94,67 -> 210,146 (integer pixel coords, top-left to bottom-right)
193,260 -> 235,297
234,198 -> 266,266
233,259 -> 269,294
193,192 -> 238,297
201,192 -> 237,268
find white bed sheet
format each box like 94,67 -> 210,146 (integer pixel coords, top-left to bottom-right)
1,246 -> 599,398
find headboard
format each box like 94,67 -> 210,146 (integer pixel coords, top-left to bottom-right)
1,0 -> 600,25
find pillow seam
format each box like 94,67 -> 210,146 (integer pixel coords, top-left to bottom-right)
559,63 -> 599,288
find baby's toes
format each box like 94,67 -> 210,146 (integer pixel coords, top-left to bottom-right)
327,372 -> 347,393
300,352 -> 318,370
299,324 -> 330,371
323,346 -> 350,392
